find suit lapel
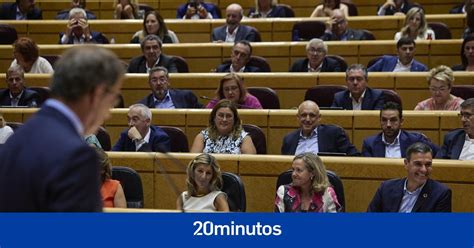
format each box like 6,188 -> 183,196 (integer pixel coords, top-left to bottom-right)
452,132 -> 465,159
412,179 -> 432,212
343,91 -> 353,110
361,89 -> 372,110
399,130 -> 409,157
374,133 -> 386,157
388,179 -> 405,212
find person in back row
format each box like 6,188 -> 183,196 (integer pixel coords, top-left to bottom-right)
362,101 -> 439,158
127,35 -> 178,73
332,64 -> 384,110
0,0 -> 42,20
281,100 -> 359,156
59,8 -> 108,44
368,37 -> 428,72
320,9 -> 369,41
289,38 -> 343,72
212,3 -> 259,43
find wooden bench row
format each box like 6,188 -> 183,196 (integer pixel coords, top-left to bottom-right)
104,152 -> 474,212
0,108 -> 465,155
2,14 -> 466,44
0,0 -> 462,19
0,40 -> 465,74
2,72 -> 472,111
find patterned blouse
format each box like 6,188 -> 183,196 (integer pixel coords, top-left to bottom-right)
414,95 -> 464,111
274,184 -> 340,213
201,129 -> 248,154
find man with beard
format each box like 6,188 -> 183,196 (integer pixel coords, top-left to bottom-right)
0,0 -> 42,20
362,101 -> 438,158
128,35 -> 178,73
368,142 -> 452,212
138,66 -> 202,108
211,3 -> 259,42
289,38 -> 343,72
0,65 -> 39,107
215,40 -> 263,72
320,9 -> 368,41
59,8 -> 107,44
368,37 -> 427,72
281,100 -> 359,156
437,98 -> 474,160
332,64 -> 384,110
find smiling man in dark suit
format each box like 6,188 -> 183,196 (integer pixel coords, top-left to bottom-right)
0,46 -> 124,211
128,34 -> 178,73
332,64 -> 384,110
436,98 -> 474,160
281,100 -> 359,156
211,3 -> 259,43
289,38 -> 342,72
138,66 -> 202,108
368,142 -> 452,212
0,0 -> 42,20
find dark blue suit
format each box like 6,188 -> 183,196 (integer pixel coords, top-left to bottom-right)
320,28 -> 367,41
211,25 -> 259,42
368,55 -> 428,72
367,178 -> 452,212
0,88 -> 39,107
0,3 -> 42,19
112,125 -> 171,152
362,130 -> 439,158
289,57 -> 343,72
176,2 -> 221,18
59,31 -> 108,44
281,124 -> 360,156
216,63 -> 262,72
436,129 -> 467,159
332,88 -> 385,110
127,54 -> 178,73
138,90 -> 202,109
0,105 -> 102,211
55,9 -> 97,20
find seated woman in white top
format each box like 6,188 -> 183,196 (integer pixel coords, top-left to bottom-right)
394,7 -> 435,41
310,0 -> 349,17
177,153 -> 229,212
10,37 -> 54,74
0,115 -> 14,144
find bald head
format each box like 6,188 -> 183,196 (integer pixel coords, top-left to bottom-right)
226,3 -> 243,27
297,100 -> 321,137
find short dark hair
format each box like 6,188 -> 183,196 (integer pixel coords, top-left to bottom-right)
397,37 -> 416,49
381,101 -> 403,119
148,66 -> 168,81
234,40 -> 252,55
346,64 -> 368,81
461,98 -> 474,110
140,34 -> 163,51
406,142 -> 432,161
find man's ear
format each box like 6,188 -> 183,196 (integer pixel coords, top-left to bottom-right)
89,84 -> 107,106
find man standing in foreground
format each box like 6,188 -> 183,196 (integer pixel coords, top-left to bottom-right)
0,46 -> 124,211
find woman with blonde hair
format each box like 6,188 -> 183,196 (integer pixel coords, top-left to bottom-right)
415,65 -> 464,110
275,153 -> 340,212
248,0 -> 287,18
177,153 -> 229,212
394,7 -> 435,40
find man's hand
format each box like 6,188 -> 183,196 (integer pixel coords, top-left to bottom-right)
78,18 -> 90,38
66,18 -> 80,36
128,126 -> 142,141
325,17 -> 336,33
197,5 -> 208,19
382,0 -> 396,9
185,5 -> 197,19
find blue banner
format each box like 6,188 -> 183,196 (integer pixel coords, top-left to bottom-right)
0,213 -> 472,248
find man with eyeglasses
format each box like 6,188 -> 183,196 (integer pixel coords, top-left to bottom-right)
332,64 -> 385,110
320,9 -> 367,41
437,98 -> 474,160
289,38 -> 343,72
281,100 -> 359,156
138,66 -> 202,108
215,40 -> 264,72
368,37 -> 428,72
112,103 -> 170,152
0,0 -> 42,20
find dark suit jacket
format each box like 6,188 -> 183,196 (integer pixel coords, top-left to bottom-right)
55,9 -> 97,20
138,90 -> 202,109
0,88 -> 39,107
367,178 -> 452,212
376,2 -> 414,15
112,125 -> 171,152
452,64 -> 466,71
127,54 -> 178,73
216,63 -> 262,73
449,4 -> 464,14
332,88 -> 385,110
247,5 -> 287,17
0,3 -> 42,20
436,129 -> 467,159
211,25 -> 259,42
320,28 -> 367,41
368,55 -> 428,72
59,31 -> 108,44
289,57 -> 343,72
362,130 -> 439,158
176,2 -> 221,18
0,105 -> 102,211
281,125 -> 360,156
